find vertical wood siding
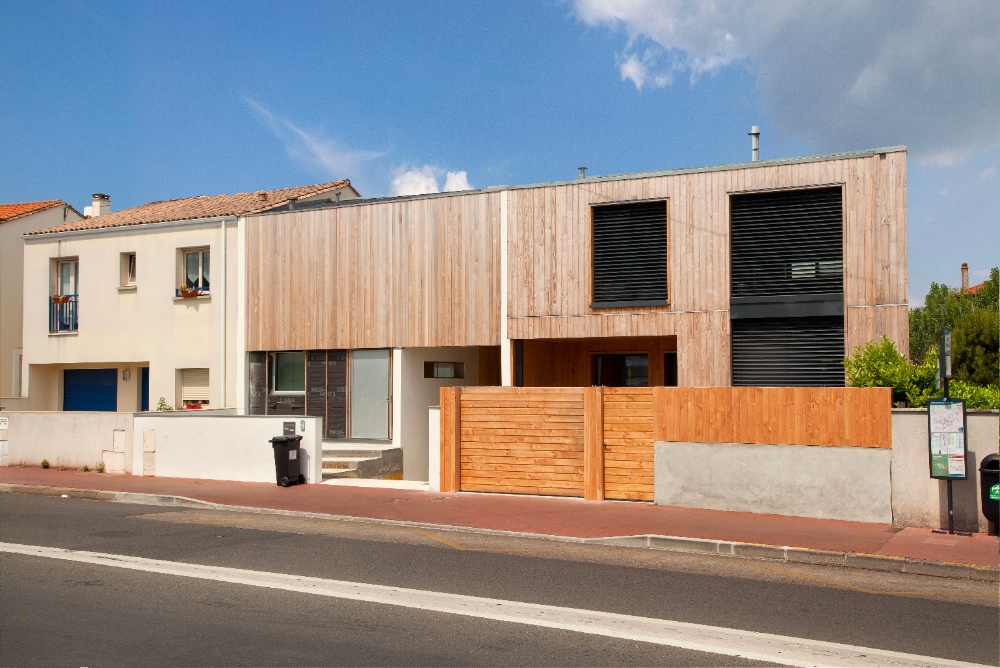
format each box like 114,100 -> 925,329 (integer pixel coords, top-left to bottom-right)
506,152 -> 908,383
247,192 -> 501,351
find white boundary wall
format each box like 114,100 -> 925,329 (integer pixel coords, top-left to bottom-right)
131,413 -> 322,484
0,411 -> 133,471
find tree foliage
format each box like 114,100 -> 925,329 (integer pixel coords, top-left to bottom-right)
844,336 -> 998,409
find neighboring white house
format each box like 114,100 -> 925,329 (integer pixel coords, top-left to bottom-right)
20,182 -> 359,412
1,200 -> 83,409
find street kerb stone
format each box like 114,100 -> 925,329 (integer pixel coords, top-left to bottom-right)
786,547 -> 847,567
969,566 -> 999,583
645,535 -> 724,554
844,553 -> 906,573
903,559 -> 972,579
732,543 -> 788,561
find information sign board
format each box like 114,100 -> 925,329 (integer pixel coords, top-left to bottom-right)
927,399 -> 967,479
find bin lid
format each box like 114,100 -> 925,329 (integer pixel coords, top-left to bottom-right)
286,435 -> 303,443
980,453 -> 999,471
270,435 -> 291,444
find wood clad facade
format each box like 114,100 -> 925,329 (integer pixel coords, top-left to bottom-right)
245,149 -> 906,388
505,150 -> 908,385
247,192 -> 502,351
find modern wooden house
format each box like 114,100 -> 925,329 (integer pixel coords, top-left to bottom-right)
244,147 -> 908,481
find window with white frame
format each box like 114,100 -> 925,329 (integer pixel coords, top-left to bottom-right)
57,259 -> 78,296
179,368 -> 210,408
120,252 -> 136,287
271,352 -> 305,394
180,248 -> 210,293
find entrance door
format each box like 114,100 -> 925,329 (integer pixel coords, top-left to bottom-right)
63,368 -> 118,411
140,367 -> 149,411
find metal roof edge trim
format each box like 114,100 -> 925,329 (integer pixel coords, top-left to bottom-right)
247,146 -> 906,215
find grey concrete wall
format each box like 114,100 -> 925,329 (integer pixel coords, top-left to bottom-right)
0,411 -> 134,471
890,409 -> 998,534
654,441 -> 893,524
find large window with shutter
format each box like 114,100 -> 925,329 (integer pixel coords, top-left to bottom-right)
591,200 -> 668,307
729,187 -> 845,386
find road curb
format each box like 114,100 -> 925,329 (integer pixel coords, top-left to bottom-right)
2,483 -> 996,583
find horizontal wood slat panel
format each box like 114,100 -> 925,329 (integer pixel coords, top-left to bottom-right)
459,387 -> 585,497
653,386 -> 892,448
602,388 -> 654,501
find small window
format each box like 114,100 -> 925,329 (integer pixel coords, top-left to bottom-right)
424,362 -> 465,379
271,352 -> 305,394
592,354 -> 649,387
180,248 -> 210,293
180,368 -> 209,409
120,252 -> 136,287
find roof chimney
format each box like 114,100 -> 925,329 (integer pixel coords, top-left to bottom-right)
287,196 -> 297,210
84,193 -> 110,217
961,262 -> 969,292
749,126 -> 760,162
577,167 -> 587,180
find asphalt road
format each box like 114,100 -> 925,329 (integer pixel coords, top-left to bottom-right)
1,492 -> 997,667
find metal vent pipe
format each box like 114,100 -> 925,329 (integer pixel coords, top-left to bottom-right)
749,126 -> 760,161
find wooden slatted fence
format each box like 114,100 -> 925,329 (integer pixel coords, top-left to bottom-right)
441,386 -> 892,500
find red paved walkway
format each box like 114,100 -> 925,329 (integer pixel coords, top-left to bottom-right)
2,468 -> 997,568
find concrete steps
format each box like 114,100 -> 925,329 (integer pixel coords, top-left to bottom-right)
321,444 -> 402,480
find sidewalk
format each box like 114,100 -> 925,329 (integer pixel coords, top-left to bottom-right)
2,467 -> 996,577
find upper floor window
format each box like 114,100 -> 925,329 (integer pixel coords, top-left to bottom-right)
50,259 -> 79,333
120,252 -> 136,288
591,200 -> 668,308
179,248 -> 210,295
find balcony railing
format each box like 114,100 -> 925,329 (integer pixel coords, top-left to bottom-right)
49,294 -> 78,333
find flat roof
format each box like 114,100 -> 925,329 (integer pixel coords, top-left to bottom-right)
252,145 -> 907,214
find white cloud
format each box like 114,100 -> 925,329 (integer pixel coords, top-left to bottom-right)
245,98 -> 386,178
443,170 -> 472,192
980,166 -> 998,179
573,0 -> 1000,162
391,165 -> 473,196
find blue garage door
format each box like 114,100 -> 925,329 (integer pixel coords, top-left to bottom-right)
63,369 -> 118,411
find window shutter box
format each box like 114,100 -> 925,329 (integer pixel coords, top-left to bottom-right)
180,368 -> 210,401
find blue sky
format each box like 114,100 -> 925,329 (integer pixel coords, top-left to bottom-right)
2,0 -> 997,303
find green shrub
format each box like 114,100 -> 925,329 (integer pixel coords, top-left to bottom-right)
948,380 -> 1000,410
155,396 -> 172,412
82,464 -> 89,472
96,461 -> 106,473
40,458 -> 49,469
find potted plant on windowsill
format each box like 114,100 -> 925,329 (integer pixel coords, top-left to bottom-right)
51,294 -> 69,304
178,284 -> 200,298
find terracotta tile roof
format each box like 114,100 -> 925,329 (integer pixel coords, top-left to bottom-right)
0,200 -> 64,224
965,281 -> 986,295
27,180 -> 356,235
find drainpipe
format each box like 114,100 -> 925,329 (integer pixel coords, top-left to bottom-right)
219,217 -> 231,407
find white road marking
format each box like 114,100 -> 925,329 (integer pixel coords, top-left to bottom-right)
1,542 -> 986,668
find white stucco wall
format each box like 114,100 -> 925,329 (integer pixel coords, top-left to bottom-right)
890,409 -> 999,534
398,347 -> 481,481
1,205 -> 82,399
21,219 -> 239,411
131,413 -> 322,484
0,411 -> 133,471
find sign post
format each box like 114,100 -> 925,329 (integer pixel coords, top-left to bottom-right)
928,398 -> 967,534
930,328 -> 964,534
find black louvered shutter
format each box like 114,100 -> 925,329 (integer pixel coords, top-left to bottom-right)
592,201 -> 668,307
730,187 -> 845,386
732,317 -> 845,386
731,187 -> 843,297
306,351 -> 327,434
